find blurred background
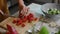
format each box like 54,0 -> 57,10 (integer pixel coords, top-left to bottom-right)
7,0 -> 60,15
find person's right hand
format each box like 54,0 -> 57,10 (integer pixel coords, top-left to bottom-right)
0,10 -> 4,16
0,10 -> 9,17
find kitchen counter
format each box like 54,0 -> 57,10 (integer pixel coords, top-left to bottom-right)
0,3 -> 60,34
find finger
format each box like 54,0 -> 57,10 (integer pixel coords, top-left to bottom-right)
21,9 -> 25,16
26,7 -> 29,14
23,8 -> 26,14
25,8 -> 27,14
0,10 -> 4,15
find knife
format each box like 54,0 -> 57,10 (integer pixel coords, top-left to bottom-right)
0,10 -> 18,18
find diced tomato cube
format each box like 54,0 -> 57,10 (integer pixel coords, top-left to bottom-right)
29,13 -> 34,17
13,19 -> 17,23
17,18 -> 21,23
17,19 -> 23,25
29,16 -> 34,20
19,13 -> 24,18
28,17 -> 34,23
34,18 -> 38,21
22,16 -> 27,22
21,24 -> 25,27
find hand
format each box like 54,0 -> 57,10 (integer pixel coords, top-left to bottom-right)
20,5 -> 29,16
0,10 -> 9,17
0,10 -> 3,15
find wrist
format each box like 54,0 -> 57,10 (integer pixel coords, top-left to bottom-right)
20,4 -> 25,7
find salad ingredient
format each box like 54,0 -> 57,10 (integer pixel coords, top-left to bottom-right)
21,23 -> 25,27
39,26 -> 49,34
13,13 -> 38,27
48,9 -> 60,15
7,24 -> 18,34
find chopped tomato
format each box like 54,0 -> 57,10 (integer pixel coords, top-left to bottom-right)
17,18 -> 21,23
22,16 -> 27,22
29,13 -> 34,17
21,24 -> 25,27
19,13 -> 24,18
13,19 -> 17,23
26,13 -> 35,22
34,18 -> 38,21
7,24 -> 18,34
17,19 -> 23,25
28,17 -> 34,22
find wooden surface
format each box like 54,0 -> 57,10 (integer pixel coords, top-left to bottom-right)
0,17 -> 38,34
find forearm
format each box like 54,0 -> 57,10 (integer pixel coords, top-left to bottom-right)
18,0 -> 25,6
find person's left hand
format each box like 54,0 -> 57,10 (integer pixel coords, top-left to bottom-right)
19,5 -> 29,16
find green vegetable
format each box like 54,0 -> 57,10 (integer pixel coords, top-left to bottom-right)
57,30 -> 60,34
39,26 -> 49,34
48,9 -> 60,15
58,10 -> 60,14
48,11 -> 52,14
48,9 -> 51,11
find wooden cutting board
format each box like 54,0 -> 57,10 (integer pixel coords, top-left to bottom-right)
0,17 -> 38,34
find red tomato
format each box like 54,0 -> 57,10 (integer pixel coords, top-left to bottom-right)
27,13 -> 34,19
7,24 -> 18,34
19,13 -> 24,18
13,19 -> 17,23
28,17 -> 34,22
22,16 -> 27,22
34,18 -> 38,21
17,19 -> 23,25
21,24 -> 25,27
27,15 -> 31,20
17,18 -> 21,23
29,13 -> 34,17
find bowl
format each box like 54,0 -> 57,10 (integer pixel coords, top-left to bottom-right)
41,3 -> 60,21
